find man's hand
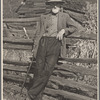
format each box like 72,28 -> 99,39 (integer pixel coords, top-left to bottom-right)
56,29 -> 65,40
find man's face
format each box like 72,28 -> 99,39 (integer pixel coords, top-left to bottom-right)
50,3 -> 61,14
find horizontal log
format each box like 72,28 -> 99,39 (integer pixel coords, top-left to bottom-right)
3,37 -> 73,46
18,13 -> 41,18
3,73 -> 57,88
59,58 -> 97,64
3,64 -> 76,78
3,59 -> 97,76
18,7 -> 46,11
3,37 -> 33,45
50,76 -> 97,93
3,81 -> 96,100
4,24 -> 96,41
55,63 -> 97,77
3,66 -> 97,92
3,59 -> 30,66
3,73 -> 30,83
4,30 -> 97,40
4,28 -> 37,36
3,64 -> 97,92
53,70 -> 77,78
3,43 -> 33,50
28,0 -> 45,3
3,73 -> 96,99
66,32 -> 97,40
18,8 -> 46,14
3,17 -> 40,23
44,88 -> 96,100
3,65 -> 28,72
21,5 -> 46,9
6,22 -> 37,27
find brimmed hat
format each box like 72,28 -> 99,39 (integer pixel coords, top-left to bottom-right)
46,0 -> 65,4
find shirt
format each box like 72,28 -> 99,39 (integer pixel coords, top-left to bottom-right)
43,14 -> 58,37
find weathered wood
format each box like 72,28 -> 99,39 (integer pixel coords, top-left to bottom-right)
3,43 -> 33,50
55,63 -> 97,77
20,5 -> 46,9
59,58 -> 97,64
4,28 -> 37,36
3,82 -> 96,100
3,59 -> 30,66
6,22 -> 37,27
19,13 -> 41,18
3,17 -> 40,23
3,65 -> 28,72
50,76 -> 97,93
3,37 -> 72,46
3,74 -> 30,83
44,88 -> 96,100
66,32 -> 97,40
3,37 -> 33,44
3,64 -> 97,92
18,7 -> 46,11
3,64 -> 76,78
53,70 -> 77,78
3,72 -> 96,98
23,1 -> 45,7
3,70 -> 97,92
3,59 -> 97,76
18,8 -> 46,14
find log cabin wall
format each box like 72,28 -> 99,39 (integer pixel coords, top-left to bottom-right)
3,0 -> 97,100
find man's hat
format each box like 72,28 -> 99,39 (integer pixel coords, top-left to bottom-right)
46,0 -> 65,4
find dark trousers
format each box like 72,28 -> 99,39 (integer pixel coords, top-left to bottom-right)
28,36 -> 61,100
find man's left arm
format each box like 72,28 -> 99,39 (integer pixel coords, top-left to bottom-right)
56,13 -> 77,40
64,13 -> 77,36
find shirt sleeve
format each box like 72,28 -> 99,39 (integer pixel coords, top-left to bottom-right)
64,13 -> 77,36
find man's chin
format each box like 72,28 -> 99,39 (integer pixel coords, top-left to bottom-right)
52,11 -> 59,14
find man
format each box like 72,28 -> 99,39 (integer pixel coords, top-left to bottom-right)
27,0 -> 77,100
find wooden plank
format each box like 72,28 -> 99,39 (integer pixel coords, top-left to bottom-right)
3,73 -> 96,99
3,64 -> 76,78
3,43 -> 33,50
19,9 -> 50,18
18,7 -> 46,11
3,65 -> 28,72
66,33 -> 97,40
18,13 -> 41,18
19,13 -> 41,18
3,17 -> 40,23
55,64 -> 97,77
21,4 -> 46,8
3,59 -> 30,66
59,58 -> 97,64
3,73 -> 30,83
50,76 -> 97,93
53,70 -> 78,78
3,70 -> 97,92
3,30 -> 37,39
3,59 -> 97,76
18,10 -> 46,15
6,22 -> 37,27
4,26 -> 36,32
18,8 -> 46,14
3,37 -> 33,45
44,88 -> 96,100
